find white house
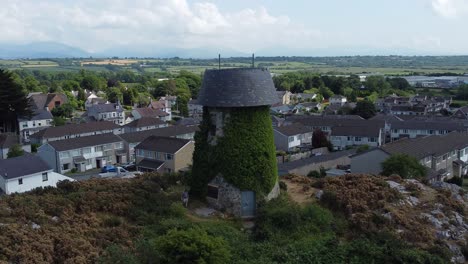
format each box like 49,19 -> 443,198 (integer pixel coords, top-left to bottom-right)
0,154 -> 74,194
18,109 -> 53,143
273,123 -> 312,152
329,95 -> 347,106
330,125 -> 384,151
87,102 -> 125,125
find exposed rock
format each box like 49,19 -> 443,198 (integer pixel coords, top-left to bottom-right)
386,180 -> 407,193
51,216 -> 60,222
382,212 -> 392,221
406,179 -> 427,190
406,196 -> 419,206
31,222 -> 41,230
436,230 -> 450,239
315,190 -> 324,200
421,213 -> 443,229
447,243 -> 466,264
452,212 -> 464,226
431,181 -> 462,194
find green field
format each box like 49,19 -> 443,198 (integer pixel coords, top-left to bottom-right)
2,57 -> 468,75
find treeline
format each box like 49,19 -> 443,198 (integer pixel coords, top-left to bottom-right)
9,69 -> 202,117
273,72 -> 413,101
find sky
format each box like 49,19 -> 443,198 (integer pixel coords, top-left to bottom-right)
1,0 -> 468,56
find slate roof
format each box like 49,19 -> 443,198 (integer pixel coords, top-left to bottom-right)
291,115 -> 382,129
88,103 -> 123,113
274,123 -> 311,136
135,136 -> 191,153
30,121 -> 120,140
119,125 -> 199,143
18,108 -> 53,121
134,108 -> 168,117
331,125 -> 381,137
390,120 -> 465,131
137,159 -> 164,170
48,134 -> 123,151
124,117 -> 166,128
149,101 -> 166,110
0,154 -> 51,179
28,93 -> 68,110
382,132 -> 468,159
197,68 -> 278,107
0,134 -> 18,149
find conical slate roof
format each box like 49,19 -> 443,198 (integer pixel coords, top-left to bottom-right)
197,68 -> 279,107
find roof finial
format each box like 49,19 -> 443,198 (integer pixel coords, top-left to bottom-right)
218,54 -> 221,70
252,53 -> 255,68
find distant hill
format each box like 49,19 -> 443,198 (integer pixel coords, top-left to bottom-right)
0,42 -> 90,59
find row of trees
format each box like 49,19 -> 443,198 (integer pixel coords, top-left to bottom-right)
273,72 -> 413,102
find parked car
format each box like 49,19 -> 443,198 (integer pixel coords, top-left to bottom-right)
122,162 -> 136,171
101,165 -> 116,173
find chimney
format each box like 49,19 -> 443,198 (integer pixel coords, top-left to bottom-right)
45,106 -> 49,111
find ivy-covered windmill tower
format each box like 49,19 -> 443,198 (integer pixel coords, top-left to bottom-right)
190,68 -> 280,218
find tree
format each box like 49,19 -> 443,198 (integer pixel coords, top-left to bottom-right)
51,103 -> 74,118
319,86 -> 334,99
7,144 -> 24,158
153,228 -> 231,264
52,116 -> 66,126
457,84 -> 468,101
107,87 -> 123,103
381,154 -> 427,179
353,100 -> 377,119
0,69 -> 32,132
312,129 -> 332,150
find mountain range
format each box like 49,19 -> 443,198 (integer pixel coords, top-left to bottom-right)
0,41 -> 460,59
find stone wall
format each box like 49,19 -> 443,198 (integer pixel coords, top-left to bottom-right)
207,175 -> 242,217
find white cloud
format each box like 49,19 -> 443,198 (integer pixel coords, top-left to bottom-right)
431,0 -> 468,18
0,0 -> 322,54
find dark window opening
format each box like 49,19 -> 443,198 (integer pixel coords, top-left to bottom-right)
207,184 -> 219,199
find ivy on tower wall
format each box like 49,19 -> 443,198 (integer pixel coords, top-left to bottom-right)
190,106 -> 278,197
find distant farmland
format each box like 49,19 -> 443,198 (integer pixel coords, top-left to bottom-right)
80,59 -> 138,66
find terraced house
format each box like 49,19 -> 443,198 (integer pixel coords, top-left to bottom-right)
38,134 -> 126,173
135,136 -> 194,173
351,132 -> 468,181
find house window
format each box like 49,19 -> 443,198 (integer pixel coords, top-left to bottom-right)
60,151 -> 70,159
355,137 -> 362,142
165,153 -> 173,160
370,137 -> 376,142
392,129 -> 397,133
22,123 -> 28,128
86,159 -> 92,166
403,129 -> 408,134
113,113 -> 116,117
442,154 -> 447,161
165,168 -> 172,173
18,178 -> 23,185
288,137 -> 294,143
347,136 -> 351,141
207,184 -> 219,199
429,130 -> 434,135
115,142 -> 123,149
63,163 -> 70,170
42,172 -> 48,182
95,146 -> 104,152
71,149 -> 81,157
83,148 -> 91,154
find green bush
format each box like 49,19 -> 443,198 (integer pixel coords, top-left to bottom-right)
152,227 -> 231,264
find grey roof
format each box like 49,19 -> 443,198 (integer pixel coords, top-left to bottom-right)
124,117 -> 166,128
134,108 -> 168,117
88,103 -> 123,113
137,159 -> 164,170
197,68 -> 278,107
30,121 -> 120,139
28,93 -> 68,110
135,136 -> 191,154
278,149 -> 356,175
48,133 -> 123,151
390,120 -> 465,131
382,132 -> 468,159
19,108 -> 53,121
119,125 -> 199,143
0,134 -> 19,149
274,123 -> 311,136
370,114 -> 403,122
331,125 -> 381,137
0,154 -> 51,179
291,115 -> 382,129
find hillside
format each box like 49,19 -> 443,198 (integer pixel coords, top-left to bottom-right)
0,173 -> 464,263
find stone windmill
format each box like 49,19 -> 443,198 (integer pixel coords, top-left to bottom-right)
190,68 -> 280,218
